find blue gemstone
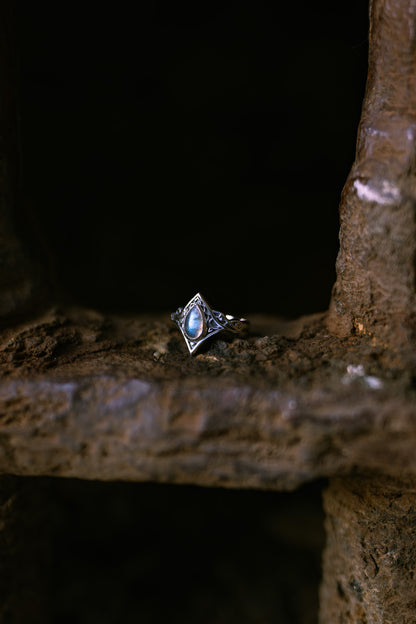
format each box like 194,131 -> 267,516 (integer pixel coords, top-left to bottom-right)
184,305 -> 204,340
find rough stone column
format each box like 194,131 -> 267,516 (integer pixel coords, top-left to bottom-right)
320,476 -> 416,624
324,2 -> 416,620
328,0 -> 416,343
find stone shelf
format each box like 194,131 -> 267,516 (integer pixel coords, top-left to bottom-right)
1,307 -> 415,490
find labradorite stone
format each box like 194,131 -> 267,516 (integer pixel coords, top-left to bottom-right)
184,305 -> 204,340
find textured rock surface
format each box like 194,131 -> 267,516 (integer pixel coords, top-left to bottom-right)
320,476 -> 416,624
328,0 -> 416,341
0,307 -> 415,489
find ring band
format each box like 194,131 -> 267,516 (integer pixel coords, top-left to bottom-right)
171,292 -> 249,355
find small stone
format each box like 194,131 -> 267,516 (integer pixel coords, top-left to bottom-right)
184,305 -> 205,340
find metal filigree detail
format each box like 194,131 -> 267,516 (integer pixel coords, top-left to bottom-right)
171,293 -> 249,355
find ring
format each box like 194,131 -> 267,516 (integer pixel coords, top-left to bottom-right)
171,292 -> 249,355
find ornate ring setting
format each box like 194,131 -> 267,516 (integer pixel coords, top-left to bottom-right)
171,293 -> 249,355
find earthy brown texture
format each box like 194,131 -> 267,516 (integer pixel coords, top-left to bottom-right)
322,2 -> 416,617
328,0 -> 416,342
320,476 -> 416,624
0,307 -> 415,490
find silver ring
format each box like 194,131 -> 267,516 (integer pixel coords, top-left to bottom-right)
171,292 -> 249,355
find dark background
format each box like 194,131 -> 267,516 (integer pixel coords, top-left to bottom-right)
10,477 -> 325,624
16,1 -> 369,317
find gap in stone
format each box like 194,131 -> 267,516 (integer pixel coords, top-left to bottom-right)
16,1 -> 369,317
6,476 -> 326,623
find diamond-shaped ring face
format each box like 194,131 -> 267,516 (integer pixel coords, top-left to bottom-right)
171,293 -> 248,355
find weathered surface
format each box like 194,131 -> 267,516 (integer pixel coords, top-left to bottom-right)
328,0 -> 416,341
320,475 -> 416,624
0,307 -> 415,489
322,3 -> 416,620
